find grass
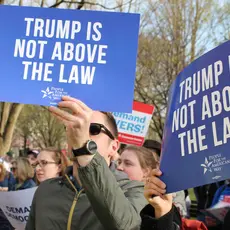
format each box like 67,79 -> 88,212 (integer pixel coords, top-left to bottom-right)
188,188 -> 197,201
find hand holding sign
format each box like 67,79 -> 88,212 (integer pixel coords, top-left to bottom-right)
49,96 -> 92,150
144,169 -> 172,218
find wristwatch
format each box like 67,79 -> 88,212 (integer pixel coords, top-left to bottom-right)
72,140 -> 97,157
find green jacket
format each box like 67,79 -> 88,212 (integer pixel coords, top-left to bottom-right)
26,153 -> 147,230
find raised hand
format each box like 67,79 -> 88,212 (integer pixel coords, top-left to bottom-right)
144,169 -> 173,218
49,96 -> 93,149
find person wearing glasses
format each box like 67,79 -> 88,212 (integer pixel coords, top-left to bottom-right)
32,147 -> 70,183
13,157 -> 36,190
26,96 -> 146,230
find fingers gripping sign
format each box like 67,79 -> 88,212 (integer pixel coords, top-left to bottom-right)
144,169 -> 173,218
144,169 -> 166,198
49,96 -> 93,150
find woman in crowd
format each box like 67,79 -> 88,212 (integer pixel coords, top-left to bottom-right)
0,160 -> 15,191
14,157 -> 36,190
32,147 -> 70,183
117,145 -> 188,217
117,145 -> 157,182
117,145 -> 181,229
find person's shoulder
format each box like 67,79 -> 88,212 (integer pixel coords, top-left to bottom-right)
29,178 -> 37,186
35,177 -> 63,196
114,170 -> 144,191
122,179 -> 144,190
38,177 -> 62,188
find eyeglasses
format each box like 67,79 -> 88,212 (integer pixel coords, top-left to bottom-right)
90,123 -> 115,140
31,160 -> 58,169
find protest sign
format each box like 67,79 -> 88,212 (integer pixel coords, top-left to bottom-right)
0,5 -> 140,112
160,40 -> 230,192
202,201 -> 230,223
113,101 -> 154,146
0,187 -> 37,230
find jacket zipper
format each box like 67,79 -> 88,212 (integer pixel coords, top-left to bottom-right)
65,174 -> 84,230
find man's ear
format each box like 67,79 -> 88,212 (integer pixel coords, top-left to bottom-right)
112,139 -> 120,152
109,139 -> 120,158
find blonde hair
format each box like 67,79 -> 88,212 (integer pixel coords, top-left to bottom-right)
16,157 -> 34,182
0,163 -> 7,181
41,147 -> 71,176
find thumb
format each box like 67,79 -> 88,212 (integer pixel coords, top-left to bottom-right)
148,195 -> 163,205
164,193 -> 173,202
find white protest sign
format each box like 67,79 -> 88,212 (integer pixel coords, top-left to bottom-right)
206,201 -> 230,223
113,101 -> 154,146
0,187 -> 37,230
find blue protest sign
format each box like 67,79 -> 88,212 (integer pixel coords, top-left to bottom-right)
0,5 -> 140,112
160,40 -> 230,193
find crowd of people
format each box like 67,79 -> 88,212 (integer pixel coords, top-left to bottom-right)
0,96 -> 229,230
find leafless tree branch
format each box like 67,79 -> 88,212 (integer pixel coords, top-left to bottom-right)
50,0 -> 133,10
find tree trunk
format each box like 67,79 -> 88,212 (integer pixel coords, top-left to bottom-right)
0,103 -> 24,156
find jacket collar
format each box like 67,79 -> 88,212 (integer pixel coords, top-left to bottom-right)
63,160 -> 130,191
64,166 -> 82,192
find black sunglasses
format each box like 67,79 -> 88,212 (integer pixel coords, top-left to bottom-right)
90,123 -> 115,140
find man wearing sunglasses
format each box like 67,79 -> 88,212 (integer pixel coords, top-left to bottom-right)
26,96 -> 146,230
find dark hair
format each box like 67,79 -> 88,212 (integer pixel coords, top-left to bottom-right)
101,112 -> 118,138
27,150 -> 39,159
120,145 -> 157,170
143,139 -> 161,157
118,143 -> 127,153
